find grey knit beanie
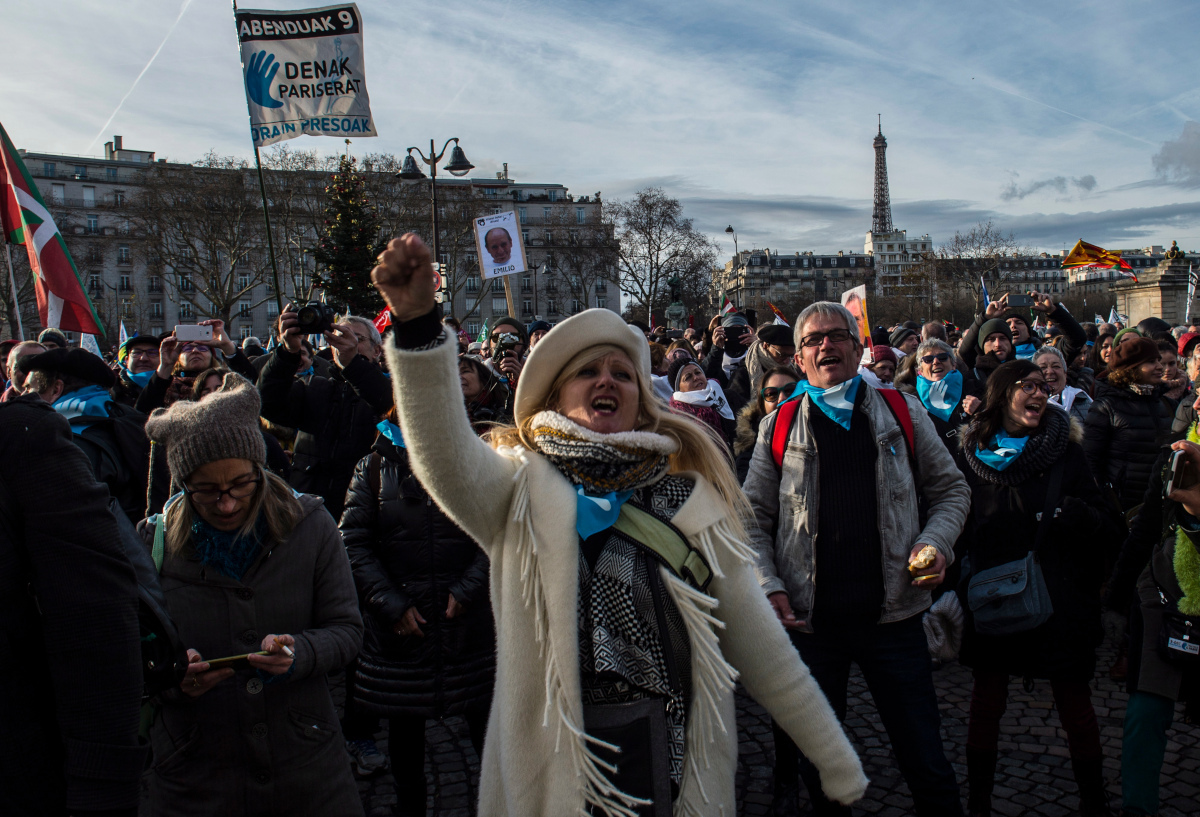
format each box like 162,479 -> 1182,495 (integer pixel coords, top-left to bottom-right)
144,372 -> 266,485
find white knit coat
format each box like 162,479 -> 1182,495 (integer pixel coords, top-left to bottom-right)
387,331 -> 868,817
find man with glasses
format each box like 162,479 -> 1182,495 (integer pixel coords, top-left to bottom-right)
743,301 -> 970,816
111,333 -> 165,408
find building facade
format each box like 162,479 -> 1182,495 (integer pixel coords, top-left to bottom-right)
8,137 -> 618,344
715,248 -> 876,314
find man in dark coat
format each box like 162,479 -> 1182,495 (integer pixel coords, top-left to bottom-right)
19,348 -> 154,523
109,333 -> 164,409
0,394 -> 146,816
259,307 -> 395,519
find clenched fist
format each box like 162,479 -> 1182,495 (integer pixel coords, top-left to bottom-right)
371,233 -> 439,322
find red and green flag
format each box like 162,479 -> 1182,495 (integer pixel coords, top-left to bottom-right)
1,122 -> 105,337
719,291 -> 735,316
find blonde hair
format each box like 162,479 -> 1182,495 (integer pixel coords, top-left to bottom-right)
164,464 -> 303,556
489,344 -> 752,535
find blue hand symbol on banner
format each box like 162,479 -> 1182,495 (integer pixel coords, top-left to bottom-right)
245,51 -> 283,109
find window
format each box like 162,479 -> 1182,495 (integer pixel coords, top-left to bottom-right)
119,218 -> 130,235
543,207 -> 551,220
151,325 -> 164,335
86,215 -> 99,234
51,184 -> 65,204
576,207 -> 585,224
466,275 -> 480,293
522,299 -> 532,314
467,320 -> 481,337
151,302 -> 163,318
547,299 -> 558,315
117,245 -> 131,264
74,165 -> 87,179
88,274 -> 102,294
491,278 -> 505,293
238,274 -> 251,291
595,281 -> 607,293
267,301 -> 279,318
491,297 -> 507,313
43,162 -> 56,177
82,183 -> 95,204
849,257 -> 856,266
522,229 -> 530,244
179,302 -> 194,319
518,207 -> 527,224
548,190 -> 558,202
544,231 -> 552,245
521,274 -> 531,292
239,325 -> 253,340
114,191 -> 127,208
180,275 -> 193,292
119,275 -> 131,291
107,167 -> 118,182
814,257 -> 822,266
121,299 -> 134,317
571,299 -> 582,314
239,300 -> 252,318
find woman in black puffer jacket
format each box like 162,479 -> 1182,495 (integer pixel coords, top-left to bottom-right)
340,417 -> 495,817
1082,337 -> 1175,513
956,360 -> 1123,817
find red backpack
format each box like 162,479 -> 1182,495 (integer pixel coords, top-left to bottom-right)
770,386 -> 915,468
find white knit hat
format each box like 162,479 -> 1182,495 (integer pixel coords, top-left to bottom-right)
513,308 -> 650,424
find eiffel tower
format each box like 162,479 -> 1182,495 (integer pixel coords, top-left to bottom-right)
872,115 -> 893,234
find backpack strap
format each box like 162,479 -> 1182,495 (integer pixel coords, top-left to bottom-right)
611,503 -> 713,592
877,388 -> 916,461
770,398 -> 803,469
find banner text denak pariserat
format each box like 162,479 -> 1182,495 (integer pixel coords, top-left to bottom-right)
236,3 -> 378,147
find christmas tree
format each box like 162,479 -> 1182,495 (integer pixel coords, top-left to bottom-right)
313,155 -> 385,315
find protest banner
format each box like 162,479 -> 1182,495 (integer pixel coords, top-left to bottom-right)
841,284 -> 872,361
474,211 -> 528,281
235,3 -> 377,147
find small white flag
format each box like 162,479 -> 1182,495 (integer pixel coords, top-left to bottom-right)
80,333 -> 103,357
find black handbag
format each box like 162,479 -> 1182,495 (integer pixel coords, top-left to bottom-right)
967,459 -> 1064,636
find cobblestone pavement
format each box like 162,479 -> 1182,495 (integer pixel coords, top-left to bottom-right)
353,642 -> 1200,816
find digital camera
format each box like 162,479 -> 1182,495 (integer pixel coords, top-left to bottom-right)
492,332 -> 522,362
295,302 -> 337,334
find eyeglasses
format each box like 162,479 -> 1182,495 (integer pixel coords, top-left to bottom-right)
799,328 -> 853,348
761,382 -> 799,402
920,352 -> 950,365
128,349 -> 160,358
1014,380 -> 1051,396
184,477 -> 262,505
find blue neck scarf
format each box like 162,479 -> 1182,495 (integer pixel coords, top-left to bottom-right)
1014,342 -> 1037,360
53,385 -> 112,429
975,431 -> 1029,471
376,420 -> 406,448
575,485 -> 635,540
799,375 -> 861,430
121,365 -> 156,388
916,370 -> 963,422
296,365 -> 314,378
190,514 -> 264,581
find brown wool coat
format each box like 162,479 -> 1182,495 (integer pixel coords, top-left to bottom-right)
138,494 -> 364,817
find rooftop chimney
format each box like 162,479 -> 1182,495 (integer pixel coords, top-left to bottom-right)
113,135 -> 123,151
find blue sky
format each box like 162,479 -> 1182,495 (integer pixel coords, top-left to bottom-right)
5,0 -> 1199,257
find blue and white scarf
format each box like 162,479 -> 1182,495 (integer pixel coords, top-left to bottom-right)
575,485 -> 635,539
798,374 -> 861,430
975,431 -> 1029,472
120,365 -> 156,388
53,385 -> 112,432
916,370 -> 963,422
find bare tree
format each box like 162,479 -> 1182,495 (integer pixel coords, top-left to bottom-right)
928,221 -> 1028,310
0,248 -> 41,340
132,153 -> 279,325
607,188 -> 718,319
547,202 -> 617,315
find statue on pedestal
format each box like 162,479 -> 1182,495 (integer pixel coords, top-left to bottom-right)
1166,241 -> 1184,260
665,275 -> 687,330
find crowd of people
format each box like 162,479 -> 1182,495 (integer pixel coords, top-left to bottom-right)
1,232 -> 1197,817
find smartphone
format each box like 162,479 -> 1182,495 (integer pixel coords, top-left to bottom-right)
204,651 -> 270,671
1007,293 -> 1035,308
1165,449 -> 1192,497
175,324 -> 213,342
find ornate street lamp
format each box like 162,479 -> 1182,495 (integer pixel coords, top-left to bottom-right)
397,138 -> 475,265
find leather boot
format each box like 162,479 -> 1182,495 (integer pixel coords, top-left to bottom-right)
1072,754 -> 1112,816
966,747 -> 997,817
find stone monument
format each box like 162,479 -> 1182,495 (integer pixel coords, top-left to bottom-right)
1111,242 -> 1194,325
664,275 -> 688,330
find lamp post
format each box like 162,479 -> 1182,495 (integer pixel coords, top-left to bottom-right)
397,138 -> 475,272
725,225 -> 740,307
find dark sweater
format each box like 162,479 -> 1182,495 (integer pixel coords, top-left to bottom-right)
808,388 -> 884,628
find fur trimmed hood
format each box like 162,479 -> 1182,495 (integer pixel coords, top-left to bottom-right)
733,401 -> 764,457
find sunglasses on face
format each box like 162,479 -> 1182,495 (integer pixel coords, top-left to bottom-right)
799,328 -> 853,348
1014,379 -> 1051,396
761,382 -> 799,402
920,353 -> 950,365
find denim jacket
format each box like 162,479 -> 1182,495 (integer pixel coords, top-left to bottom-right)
742,386 -> 971,631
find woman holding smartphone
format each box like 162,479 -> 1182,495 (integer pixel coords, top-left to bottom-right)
139,373 -> 364,816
